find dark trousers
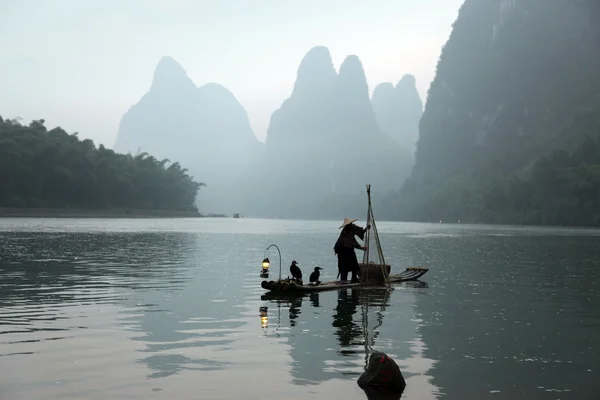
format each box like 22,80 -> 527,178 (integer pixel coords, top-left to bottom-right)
337,248 -> 360,282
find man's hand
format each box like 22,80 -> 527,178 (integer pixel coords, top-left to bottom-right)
361,246 -> 368,251
366,224 -> 371,230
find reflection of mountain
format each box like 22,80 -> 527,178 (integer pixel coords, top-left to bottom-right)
0,231 -> 250,379
116,239 -> 253,379
260,287 -> 423,387
0,232 -> 196,307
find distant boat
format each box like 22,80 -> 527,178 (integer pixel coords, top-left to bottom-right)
233,213 -> 241,218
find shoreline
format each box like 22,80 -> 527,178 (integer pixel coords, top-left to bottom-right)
0,207 -> 223,219
3,208 -> 596,229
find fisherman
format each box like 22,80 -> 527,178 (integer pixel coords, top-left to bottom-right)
333,218 -> 370,284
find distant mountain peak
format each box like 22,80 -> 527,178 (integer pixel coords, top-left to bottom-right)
151,56 -> 195,91
373,82 -> 395,95
338,55 -> 366,78
396,74 -> 417,88
197,82 -> 235,98
372,83 -> 396,113
298,46 -> 333,72
371,73 -> 423,151
292,46 -> 337,98
335,55 -> 370,98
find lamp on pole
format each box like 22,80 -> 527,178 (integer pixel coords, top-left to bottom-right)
260,244 -> 283,280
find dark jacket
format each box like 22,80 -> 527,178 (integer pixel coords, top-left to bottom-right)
334,224 -> 366,255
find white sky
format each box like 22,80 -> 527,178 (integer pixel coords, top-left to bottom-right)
0,0 -> 463,146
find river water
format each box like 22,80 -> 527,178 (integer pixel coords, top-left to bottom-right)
0,218 -> 598,400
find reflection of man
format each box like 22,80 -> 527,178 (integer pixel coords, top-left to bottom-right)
331,288 -> 360,346
288,296 -> 303,327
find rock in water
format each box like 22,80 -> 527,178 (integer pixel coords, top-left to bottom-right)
357,351 -> 406,391
360,386 -> 404,400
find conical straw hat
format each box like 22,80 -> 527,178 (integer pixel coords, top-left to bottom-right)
339,217 -> 358,229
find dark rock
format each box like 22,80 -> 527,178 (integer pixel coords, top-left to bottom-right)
360,386 -> 404,400
357,351 -> 406,391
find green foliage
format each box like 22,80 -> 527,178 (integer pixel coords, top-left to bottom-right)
395,136 -> 600,226
0,117 -> 205,211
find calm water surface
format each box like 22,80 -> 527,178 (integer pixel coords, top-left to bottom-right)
0,218 -> 599,400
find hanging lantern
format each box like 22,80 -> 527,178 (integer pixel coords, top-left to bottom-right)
260,244 -> 282,280
259,306 -> 268,328
260,257 -> 270,278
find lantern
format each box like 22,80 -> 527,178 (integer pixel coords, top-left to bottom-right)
260,244 -> 282,280
259,306 -> 268,328
260,257 -> 270,278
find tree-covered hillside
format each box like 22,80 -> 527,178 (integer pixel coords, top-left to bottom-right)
0,117 -> 204,211
392,0 -> 600,227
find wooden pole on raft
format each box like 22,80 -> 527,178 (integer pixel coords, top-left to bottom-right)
363,185 -> 371,283
362,184 -> 391,288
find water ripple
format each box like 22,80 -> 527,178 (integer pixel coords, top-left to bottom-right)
1,221 -> 599,400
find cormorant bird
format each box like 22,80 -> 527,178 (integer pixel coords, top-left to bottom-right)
290,260 -> 303,284
309,267 -> 323,285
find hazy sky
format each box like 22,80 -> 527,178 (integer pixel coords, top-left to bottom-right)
0,0 -> 463,147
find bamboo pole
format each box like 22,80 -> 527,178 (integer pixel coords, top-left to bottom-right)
364,184 -> 391,288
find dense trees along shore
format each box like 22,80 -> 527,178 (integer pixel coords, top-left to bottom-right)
0,117 -> 205,214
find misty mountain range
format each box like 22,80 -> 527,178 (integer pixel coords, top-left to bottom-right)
105,0 -> 600,226
113,46 -> 423,218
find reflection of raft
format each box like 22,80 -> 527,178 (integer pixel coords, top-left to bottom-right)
261,267 -> 429,293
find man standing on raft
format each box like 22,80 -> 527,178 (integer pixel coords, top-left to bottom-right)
334,218 -> 370,284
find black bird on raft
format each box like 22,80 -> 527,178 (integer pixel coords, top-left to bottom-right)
289,260 -> 303,285
309,267 -> 323,285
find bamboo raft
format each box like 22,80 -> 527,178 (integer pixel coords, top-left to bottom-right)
260,185 -> 430,295
260,266 -> 429,294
